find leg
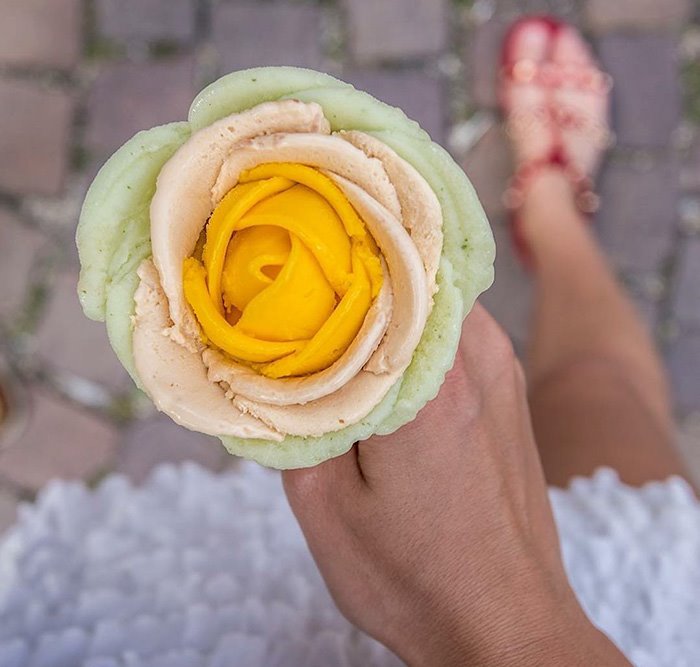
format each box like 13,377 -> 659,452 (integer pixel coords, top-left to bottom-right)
501,19 -> 691,488
522,170 -> 690,488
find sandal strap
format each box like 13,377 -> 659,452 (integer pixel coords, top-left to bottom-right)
503,150 -> 600,215
502,59 -> 613,93
505,104 -> 613,150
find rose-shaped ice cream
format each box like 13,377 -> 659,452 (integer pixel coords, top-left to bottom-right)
77,67 -> 494,468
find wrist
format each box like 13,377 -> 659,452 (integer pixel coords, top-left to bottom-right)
396,575 -> 630,667
458,610 -> 627,667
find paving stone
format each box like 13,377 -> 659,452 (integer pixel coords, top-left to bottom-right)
598,35 -> 681,149
0,0 -> 81,69
667,332 -> 700,413
117,415 -> 228,484
86,57 -> 196,157
500,0 -> 581,15
344,0 -> 449,64
0,79 -> 74,196
35,271 -> 130,391
0,487 -> 19,536
461,123 -> 513,219
679,197 -> 700,234
678,413 -> 700,486
21,175 -> 88,235
96,0 -> 196,43
478,218 -> 533,352
0,389 -> 118,491
341,69 -> 446,142
614,273 -> 661,332
468,18 -> 509,109
213,3 -> 323,72
630,293 -> 659,333
0,359 -> 28,453
494,0 -> 551,15
681,139 -> 700,193
0,209 -> 44,321
596,158 -> 679,274
585,0 -> 691,33
672,238 -> 700,329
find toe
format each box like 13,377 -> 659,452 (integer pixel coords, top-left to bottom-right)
500,18 -> 560,165
552,25 -> 596,67
503,18 -> 552,67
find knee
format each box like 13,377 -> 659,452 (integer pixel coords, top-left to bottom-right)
530,353 -> 642,399
529,352 -> 672,435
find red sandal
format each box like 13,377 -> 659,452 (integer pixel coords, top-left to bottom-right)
499,16 -> 613,268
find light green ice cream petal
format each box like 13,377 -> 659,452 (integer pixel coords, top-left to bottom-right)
376,257 -> 464,436
105,230 -> 152,389
78,67 -> 494,469
220,378 -> 403,469
282,87 -> 428,140
188,67 -> 352,131
76,122 -> 191,321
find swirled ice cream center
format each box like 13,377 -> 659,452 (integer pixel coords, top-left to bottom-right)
183,162 -> 384,378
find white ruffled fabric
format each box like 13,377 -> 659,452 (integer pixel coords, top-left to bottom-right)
0,463 -> 698,667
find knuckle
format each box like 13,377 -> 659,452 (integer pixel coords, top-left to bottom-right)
282,468 -> 325,506
513,357 -> 527,388
466,305 -> 517,371
490,329 -> 517,375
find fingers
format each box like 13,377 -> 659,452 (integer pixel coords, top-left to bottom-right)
357,349 -> 473,485
282,445 -> 364,519
459,303 -> 513,370
286,304 -> 518,499
358,304 -> 518,485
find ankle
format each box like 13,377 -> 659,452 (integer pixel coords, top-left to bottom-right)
521,167 -> 577,217
518,167 -> 592,258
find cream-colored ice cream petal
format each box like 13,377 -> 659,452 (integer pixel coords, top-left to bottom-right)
212,132 -> 402,220
233,370 -> 400,438
340,130 -> 443,295
329,175 -> 430,375
362,128 -> 495,312
132,259 -> 283,441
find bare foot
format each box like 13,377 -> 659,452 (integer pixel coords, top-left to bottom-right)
499,17 -> 612,265
501,20 -> 555,167
550,25 -> 611,178
501,18 -> 611,185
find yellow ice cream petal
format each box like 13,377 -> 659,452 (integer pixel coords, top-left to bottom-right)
204,176 -> 294,313
183,257 -> 305,363
241,163 -> 365,236
236,234 -> 337,342
259,250 -> 372,378
183,163 -> 383,377
221,225 -> 291,312
241,163 -> 383,297
235,184 -> 353,296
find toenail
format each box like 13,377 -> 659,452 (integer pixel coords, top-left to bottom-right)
512,59 -> 538,84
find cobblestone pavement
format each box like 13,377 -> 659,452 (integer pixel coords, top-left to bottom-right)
1,0 -> 699,531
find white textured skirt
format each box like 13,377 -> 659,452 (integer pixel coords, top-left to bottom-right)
0,462 -> 698,667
